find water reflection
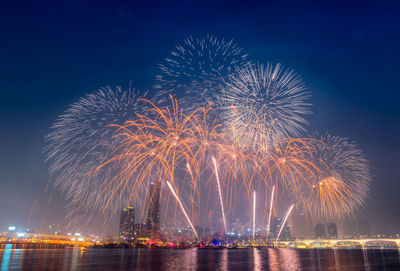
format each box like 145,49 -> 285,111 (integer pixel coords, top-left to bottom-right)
183,247 -> 197,271
362,248 -> 370,271
310,248 -> 322,271
71,247 -> 80,270
333,247 -> 341,270
267,248 -> 280,271
253,248 -> 262,271
0,247 -> 399,270
278,248 -> 301,271
220,248 -> 228,271
1,244 -> 12,271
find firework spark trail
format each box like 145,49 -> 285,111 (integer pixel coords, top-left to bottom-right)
166,181 -> 198,239
212,156 -> 227,233
266,185 -> 275,238
276,204 -> 294,242
253,190 -> 256,240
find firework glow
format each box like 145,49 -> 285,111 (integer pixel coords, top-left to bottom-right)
45,35 -> 372,239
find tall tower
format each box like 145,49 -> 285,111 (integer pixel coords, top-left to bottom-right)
315,223 -> 326,239
327,222 -> 338,239
119,206 -> 135,241
280,223 -> 293,240
146,181 -> 161,239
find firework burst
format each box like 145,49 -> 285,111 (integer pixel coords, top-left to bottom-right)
219,63 -> 311,149
44,35 -> 373,236
89,96 -> 212,233
44,86 -> 147,215
154,34 -> 250,108
297,132 -> 371,220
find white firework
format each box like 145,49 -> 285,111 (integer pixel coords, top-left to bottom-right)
154,34 -> 250,108
219,62 -> 311,148
44,86 -> 148,215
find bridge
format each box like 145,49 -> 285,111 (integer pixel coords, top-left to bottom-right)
0,233 -> 102,248
275,239 -> 400,249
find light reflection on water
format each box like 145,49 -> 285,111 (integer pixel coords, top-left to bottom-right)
267,247 -> 279,271
278,247 -> 301,271
1,244 -> 12,271
362,248 -> 370,271
0,245 -> 400,270
253,248 -> 261,271
220,247 -> 228,271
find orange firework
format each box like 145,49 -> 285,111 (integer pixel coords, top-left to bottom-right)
294,132 -> 371,221
88,95 -> 212,234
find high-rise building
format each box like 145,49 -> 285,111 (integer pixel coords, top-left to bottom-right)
146,181 -> 161,239
271,218 -> 281,238
315,223 -> 326,239
134,223 -> 145,239
327,222 -> 338,239
119,207 -> 135,241
280,223 -> 293,240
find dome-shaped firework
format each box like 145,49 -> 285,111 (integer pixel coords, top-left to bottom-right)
44,86 -> 148,214
296,132 -> 371,221
219,63 -> 311,149
154,34 -> 250,108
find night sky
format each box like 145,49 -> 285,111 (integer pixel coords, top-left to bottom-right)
1,0 -> 400,236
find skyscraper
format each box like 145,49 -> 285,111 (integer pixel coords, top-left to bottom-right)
134,223 -> 145,239
280,223 -> 293,240
146,181 -> 161,239
271,217 -> 281,238
119,206 -> 135,241
327,222 -> 338,239
315,223 -> 326,239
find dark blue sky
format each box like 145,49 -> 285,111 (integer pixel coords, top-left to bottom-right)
1,0 -> 399,235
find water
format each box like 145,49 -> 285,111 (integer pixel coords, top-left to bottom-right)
1,245 -> 400,270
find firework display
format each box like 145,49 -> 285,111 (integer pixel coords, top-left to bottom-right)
219,63 -> 311,148
45,35 -> 371,239
296,132 -> 371,221
44,86 -> 148,215
154,34 -> 250,108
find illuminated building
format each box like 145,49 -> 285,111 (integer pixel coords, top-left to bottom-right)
119,206 -> 135,241
327,222 -> 338,239
271,218 -> 281,238
146,181 -> 161,239
315,223 -> 326,239
134,223 -> 145,239
280,223 -> 293,240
